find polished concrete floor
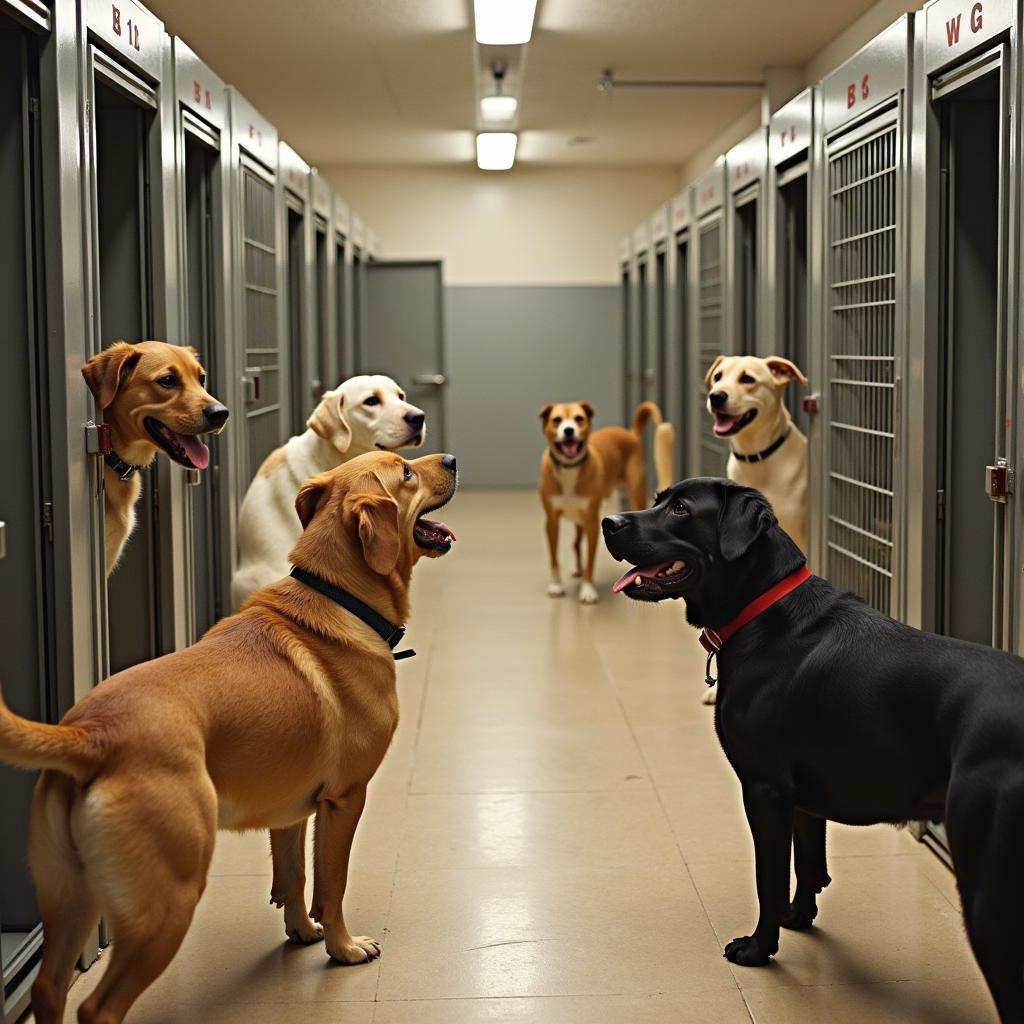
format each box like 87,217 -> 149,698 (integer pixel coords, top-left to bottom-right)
56,490 -> 994,1023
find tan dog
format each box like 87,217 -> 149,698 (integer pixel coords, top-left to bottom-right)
705,354 -> 808,704
82,341 -> 229,575
0,451 -> 457,1024
539,401 -> 673,603
231,375 -> 425,609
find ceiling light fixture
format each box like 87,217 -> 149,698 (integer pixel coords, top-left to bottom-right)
476,132 -> 518,170
480,63 -> 517,124
474,0 -> 537,45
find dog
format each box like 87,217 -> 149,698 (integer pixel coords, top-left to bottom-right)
704,355 -> 807,704
82,341 -> 229,575
603,477 -> 1024,1023
539,401 -> 673,603
231,375 -> 425,609
1,450 -> 457,1024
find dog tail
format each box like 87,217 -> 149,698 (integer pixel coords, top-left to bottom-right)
0,687 -> 97,782
632,402 -> 676,493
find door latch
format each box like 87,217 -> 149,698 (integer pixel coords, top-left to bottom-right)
242,372 -> 262,404
85,421 -> 112,455
986,460 -> 1013,502
802,393 -> 820,415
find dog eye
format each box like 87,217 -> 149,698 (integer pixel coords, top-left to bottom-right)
157,375 -> 178,389
552,417 -> 562,426
739,373 -> 755,384
198,373 -> 207,387
713,372 -> 722,382
671,501 -> 688,517
402,464 -> 413,481
398,392 -> 405,401
364,396 -> 381,407
574,416 -> 584,425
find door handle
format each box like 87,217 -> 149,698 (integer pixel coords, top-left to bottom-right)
986,460 -> 1013,503
413,373 -> 446,386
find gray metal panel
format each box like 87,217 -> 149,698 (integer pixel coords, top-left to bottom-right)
695,212 -> 727,477
821,16 -> 914,133
925,0 -> 1013,73
670,189 -> 690,233
694,157 -> 725,217
1,0 -> 48,29
770,87 -> 813,166
333,192 -> 353,379
85,0 -> 162,81
173,36 -> 226,131
279,139 -> 309,201
228,85 -> 277,166
446,285 -> 621,487
351,210 -> 366,248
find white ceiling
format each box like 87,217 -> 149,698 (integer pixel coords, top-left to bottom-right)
152,0 -> 884,168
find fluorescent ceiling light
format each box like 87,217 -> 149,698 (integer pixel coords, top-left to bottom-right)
480,95 -> 518,122
474,0 -> 537,44
476,132 -> 518,170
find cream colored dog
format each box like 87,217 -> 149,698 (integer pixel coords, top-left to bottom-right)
704,354 -> 808,703
231,375 -> 425,609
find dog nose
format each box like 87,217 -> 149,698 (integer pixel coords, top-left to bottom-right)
441,454 -> 457,473
563,425 -> 575,437
708,391 -> 728,410
602,514 -> 628,535
203,403 -> 229,427
405,410 -> 425,431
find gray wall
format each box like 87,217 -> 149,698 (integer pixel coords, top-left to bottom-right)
445,285 -> 623,488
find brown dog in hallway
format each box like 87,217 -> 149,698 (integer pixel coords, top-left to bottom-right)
539,400 -> 673,603
0,451 -> 457,1024
81,340 -> 229,575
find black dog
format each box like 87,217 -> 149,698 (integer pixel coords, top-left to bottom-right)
603,477 -> 1024,1024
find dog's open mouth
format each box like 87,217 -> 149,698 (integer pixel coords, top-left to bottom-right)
713,409 -> 757,437
555,440 -> 584,460
144,417 -> 210,469
413,499 -> 457,555
612,559 -> 692,595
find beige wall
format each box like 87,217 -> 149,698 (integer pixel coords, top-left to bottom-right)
320,164 -> 680,287
678,0 -> 919,188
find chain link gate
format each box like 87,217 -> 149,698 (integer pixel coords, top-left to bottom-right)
824,113 -> 898,613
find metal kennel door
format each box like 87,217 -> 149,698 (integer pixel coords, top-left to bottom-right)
823,108 -> 900,613
697,212 -> 726,476
733,185 -> 759,357
0,14 -> 57,1017
240,156 -> 282,480
313,214 -> 329,398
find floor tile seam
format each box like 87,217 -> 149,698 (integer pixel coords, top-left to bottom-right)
405,786 -> 656,796
587,614 -> 743,997
368,988 -> 743,1005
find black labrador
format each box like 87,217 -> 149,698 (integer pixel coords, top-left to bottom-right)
602,477 -> 1024,1024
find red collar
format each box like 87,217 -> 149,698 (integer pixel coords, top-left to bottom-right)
699,565 -> 812,655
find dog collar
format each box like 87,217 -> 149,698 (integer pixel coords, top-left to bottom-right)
699,565 -> 811,685
549,447 -> 589,470
103,450 -> 145,481
731,427 -> 791,464
289,566 -> 415,661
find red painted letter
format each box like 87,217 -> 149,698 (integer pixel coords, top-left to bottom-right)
862,74 -> 870,100
847,82 -> 856,108
946,13 -> 962,44
971,3 -> 983,32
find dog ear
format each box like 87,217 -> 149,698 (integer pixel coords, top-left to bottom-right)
764,357 -> 808,387
307,389 -> 352,454
538,403 -> 554,427
704,355 -> 726,392
718,484 -> 777,561
580,401 -> 595,422
81,342 -> 142,409
295,477 -> 330,529
350,493 -> 401,576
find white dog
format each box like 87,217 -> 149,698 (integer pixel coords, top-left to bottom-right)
703,354 -> 808,704
230,375 -> 425,609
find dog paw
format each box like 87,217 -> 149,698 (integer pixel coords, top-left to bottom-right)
547,582 -> 566,598
702,684 -> 718,706
723,935 -> 775,966
780,900 -> 817,931
284,907 -> 324,944
327,935 -> 382,965
571,568 -> 582,578
578,581 -> 599,604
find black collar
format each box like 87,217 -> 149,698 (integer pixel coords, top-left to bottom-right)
549,446 -> 589,470
289,566 -> 415,661
731,427 -> 791,464
104,450 -> 145,481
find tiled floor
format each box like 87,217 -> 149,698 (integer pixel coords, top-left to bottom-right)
54,491 -> 994,1023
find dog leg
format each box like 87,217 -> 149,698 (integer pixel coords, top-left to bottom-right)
571,525 -> 583,578
724,782 -> 793,967
578,515 -> 600,604
947,773 -> 1024,1023
545,510 -> 565,597
310,784 -> 380,965
270,820 -> 323,944
781,811 -> 830,931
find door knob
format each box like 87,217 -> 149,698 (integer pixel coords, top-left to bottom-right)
413,373 -> 447,386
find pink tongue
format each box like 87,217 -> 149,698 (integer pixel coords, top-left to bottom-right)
561,442 -> 580,457
611,561 -> 674,594
713,415 -> 738,436
179,433 -> 210,470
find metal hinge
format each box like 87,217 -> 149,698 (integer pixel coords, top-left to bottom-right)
986,460 -> 1013,503
41,502 -> 53,543
936,489 -> 945,522
28,96 -> 40,118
